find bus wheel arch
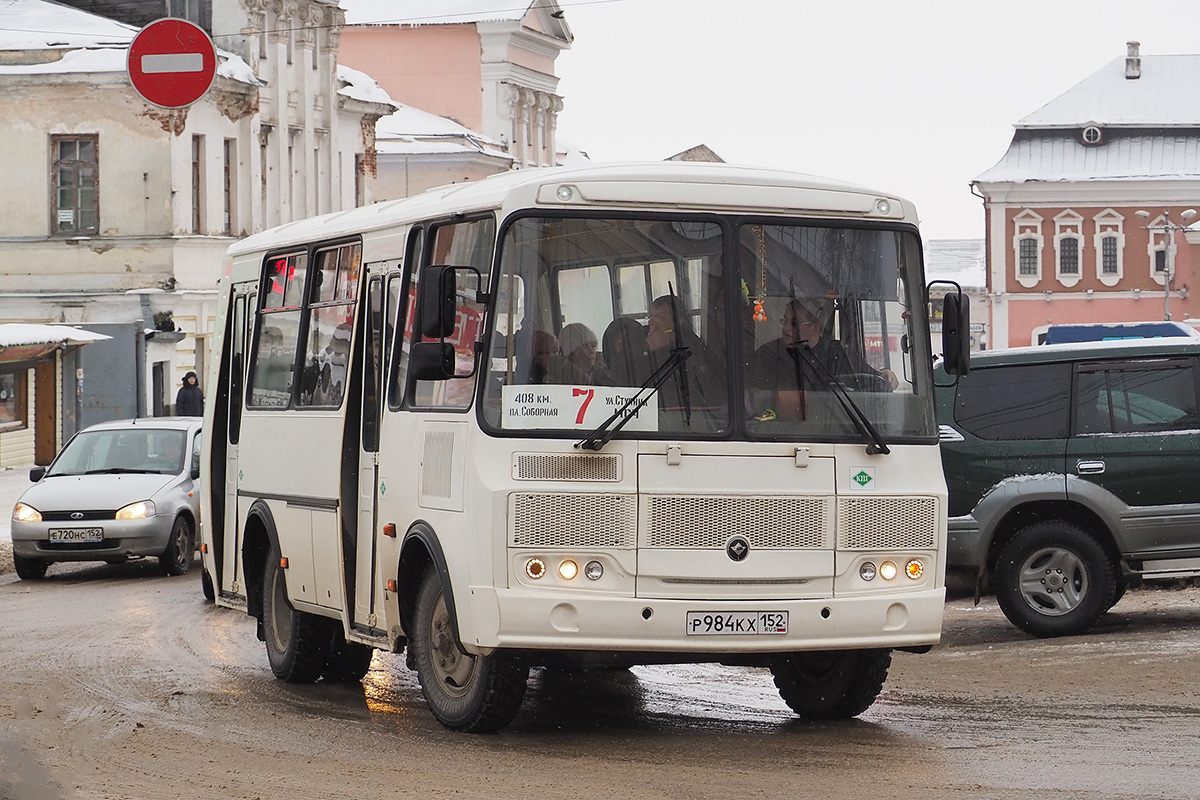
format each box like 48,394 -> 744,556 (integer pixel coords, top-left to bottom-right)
241,501 -> 277,627
397,522 -> 460,648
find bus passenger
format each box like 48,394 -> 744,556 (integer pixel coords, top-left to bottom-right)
646,295 -> 722,417
559,323 -> 611,385
602,318 -> 650,387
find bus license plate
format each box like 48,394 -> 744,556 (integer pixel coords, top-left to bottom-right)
686,611 -> 788,636
48,528 -> 104,543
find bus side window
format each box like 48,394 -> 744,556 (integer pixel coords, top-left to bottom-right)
387,227 -> 423,410
409,217 -> 494,410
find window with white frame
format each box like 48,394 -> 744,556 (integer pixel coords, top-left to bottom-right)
1054,210 -> 1084,286
1013,210 -> 1044,288
1146,214 -> 1170,286
1093,209 -> 1124,286
51,135 -> 98,235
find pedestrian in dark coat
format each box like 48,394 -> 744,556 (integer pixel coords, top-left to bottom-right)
176,371 -> 204,416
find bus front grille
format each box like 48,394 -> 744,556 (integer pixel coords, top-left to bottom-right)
512,453 -> 621,482
837,496 -> 938,550
643,495 -> 832,549
510,493 -> 637,548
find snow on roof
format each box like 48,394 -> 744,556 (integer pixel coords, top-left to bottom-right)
975,132 -> 1200,184
0,323 -> 110,347
374,102 -> 509,158
0,0 -> 262,86
336,64 -> 399,108
924,239 -> 986,290
0,0 -> 136,50
1018,55 -> 1200,129
339,0 -> 533,26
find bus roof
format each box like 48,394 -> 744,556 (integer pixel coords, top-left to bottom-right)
228,161 -> 918,258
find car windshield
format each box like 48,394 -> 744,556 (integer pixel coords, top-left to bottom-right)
46,428 -> 188,476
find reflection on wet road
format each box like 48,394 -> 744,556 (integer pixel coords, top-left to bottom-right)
1,563 -> 1198,799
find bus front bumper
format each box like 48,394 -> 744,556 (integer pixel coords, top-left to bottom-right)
465,587 -> 946,655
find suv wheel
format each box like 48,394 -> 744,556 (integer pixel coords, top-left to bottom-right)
994,521 -> 1115,637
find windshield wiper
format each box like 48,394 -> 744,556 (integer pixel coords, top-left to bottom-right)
576,346 -> 692,451
82,467 -> 157,475
788,345 -> 891,455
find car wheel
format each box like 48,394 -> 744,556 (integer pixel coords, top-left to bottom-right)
322,635 -> 374,683
159,517 -> 193,576
770,649 -> 891,719
412,570 -> 528,732
201,568 -> 216,602
13,555 -> 51,580
262,545 -> 334,683
994,521 -> 1115,637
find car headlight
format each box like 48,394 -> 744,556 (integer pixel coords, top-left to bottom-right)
13,503 -> 41,523
115,501 -> 155,520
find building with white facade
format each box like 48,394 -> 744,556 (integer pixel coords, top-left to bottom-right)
0,0 -> 395,462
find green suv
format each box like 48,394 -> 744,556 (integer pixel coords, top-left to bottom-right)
936,338 -> 1200,637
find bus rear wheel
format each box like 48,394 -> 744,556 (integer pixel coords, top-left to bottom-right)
770,648 -> 891,719
412,571 -> 529,732
262,548 -> 333,683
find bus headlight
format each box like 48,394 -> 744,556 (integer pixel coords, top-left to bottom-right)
879,561 -> 899,581
584,560 -> 604,581
859,561 -> 877,581
905,559 -> 925,579
525,558 -> 546,579
558,560 -> 579,580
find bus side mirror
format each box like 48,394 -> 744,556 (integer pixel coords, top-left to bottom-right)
941,291 -> 970,376
420,266 -> 458,339
410,341 -> 457,380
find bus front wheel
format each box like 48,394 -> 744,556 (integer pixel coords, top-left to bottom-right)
412,571 -> 529,732
262,548 -> 333,683
771,648 -> 891,719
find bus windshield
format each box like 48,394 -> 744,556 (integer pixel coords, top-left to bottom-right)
481,215 -> 933,441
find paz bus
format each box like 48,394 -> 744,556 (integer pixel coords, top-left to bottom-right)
199,162 -> 970,732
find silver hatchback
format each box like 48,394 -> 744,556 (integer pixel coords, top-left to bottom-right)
10,417 -> 202,580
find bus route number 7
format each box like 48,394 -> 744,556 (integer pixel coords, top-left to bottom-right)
573,388 -> 595,424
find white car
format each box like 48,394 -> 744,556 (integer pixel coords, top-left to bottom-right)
10,417 -> 202,580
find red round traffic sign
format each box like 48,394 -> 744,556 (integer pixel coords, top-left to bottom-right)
127,18 -> 217,109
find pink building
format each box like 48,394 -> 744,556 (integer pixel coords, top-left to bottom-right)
973,43 -> 1200,346
337,1 -> 574,200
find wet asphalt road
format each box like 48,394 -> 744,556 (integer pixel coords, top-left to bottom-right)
1,562 -> 1197,800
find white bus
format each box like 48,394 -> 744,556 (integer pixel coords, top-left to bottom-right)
200,162 -> 970,732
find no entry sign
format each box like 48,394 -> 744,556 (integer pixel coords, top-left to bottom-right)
127,18 -> 217,109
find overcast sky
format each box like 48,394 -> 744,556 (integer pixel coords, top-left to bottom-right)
552,0 -> 1200,241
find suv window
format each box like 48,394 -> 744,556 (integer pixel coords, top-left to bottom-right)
1075,361 -> 1199,434
954,363 -> 1070,440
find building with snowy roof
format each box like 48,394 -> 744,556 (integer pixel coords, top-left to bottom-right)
974,41 -> 1200,347
0,0 -> 395,458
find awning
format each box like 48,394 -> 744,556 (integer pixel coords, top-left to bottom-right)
0,324 -> 111,367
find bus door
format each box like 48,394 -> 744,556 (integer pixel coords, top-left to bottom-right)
222,287 -> 253,595
352,269 -> 392,629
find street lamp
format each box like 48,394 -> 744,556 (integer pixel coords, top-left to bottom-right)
1135,208 -> 1197,320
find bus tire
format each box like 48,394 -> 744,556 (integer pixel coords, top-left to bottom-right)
770,648 -> 891,719
262,548 -> 333,683
159,517 -> 193,576
412,571 -> 529,732
322,635 -> 374,683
